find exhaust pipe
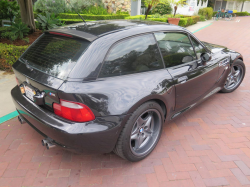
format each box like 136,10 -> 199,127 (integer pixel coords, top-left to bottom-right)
18,116 -> 26,124
46,142 -> 56,149
41,139 -> 50,146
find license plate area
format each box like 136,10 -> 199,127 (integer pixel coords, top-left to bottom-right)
24,85 -> 36,101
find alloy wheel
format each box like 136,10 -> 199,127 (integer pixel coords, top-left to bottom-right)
224,64 -> 243,90
130,109 -> 161,156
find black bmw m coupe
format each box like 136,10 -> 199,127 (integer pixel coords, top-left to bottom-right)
11,20 -> 245,161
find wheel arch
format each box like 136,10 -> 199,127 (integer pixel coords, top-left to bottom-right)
126,95 -> 170,123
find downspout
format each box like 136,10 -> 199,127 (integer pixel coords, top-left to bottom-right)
241,1 -> 245,11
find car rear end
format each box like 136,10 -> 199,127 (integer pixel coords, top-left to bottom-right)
11,31 -> 125,153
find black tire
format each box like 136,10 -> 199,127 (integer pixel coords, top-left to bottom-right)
114,101 -> 164,162
220,59 -> 245,93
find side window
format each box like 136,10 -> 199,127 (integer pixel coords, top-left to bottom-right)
154,32 -> 196,68
190,36 -> 207,59
99,34 -> 164,78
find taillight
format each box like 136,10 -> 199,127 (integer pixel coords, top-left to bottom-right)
53,99 -> 95,122
15,76 -> 19,86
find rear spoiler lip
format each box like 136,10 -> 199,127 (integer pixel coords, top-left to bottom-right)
45,28 -> 97,42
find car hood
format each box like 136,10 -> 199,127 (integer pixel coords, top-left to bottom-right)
202,41 -> 227,53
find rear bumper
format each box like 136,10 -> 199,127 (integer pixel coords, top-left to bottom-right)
11,86 -> 130,153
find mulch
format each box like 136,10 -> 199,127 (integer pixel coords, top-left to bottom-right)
0,30 -> 43,46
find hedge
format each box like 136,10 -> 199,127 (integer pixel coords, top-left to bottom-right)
236,11 -> 249,16
212,11 -> 249,17
125,16 -> 198,27
125,15 -> 152,20
0,43 -> 28,72
182,15 -> 200,26
147,18 -> 168,22
178,18 -> 188,27
198,7 -> 213,19
57,13 -> 128,20
59,19 -> 95,24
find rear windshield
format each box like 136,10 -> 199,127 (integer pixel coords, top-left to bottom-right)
21,33 -> 90,80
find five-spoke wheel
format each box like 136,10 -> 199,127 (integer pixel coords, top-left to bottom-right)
221,59 -> 245,93
130,109 -> 161,156
114,101 -> 163,162
225,64 -> 243,90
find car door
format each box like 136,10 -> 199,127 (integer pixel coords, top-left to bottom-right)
154,32 -> 219,111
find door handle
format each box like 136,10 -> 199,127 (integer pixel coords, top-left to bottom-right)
177,76 -> 188,84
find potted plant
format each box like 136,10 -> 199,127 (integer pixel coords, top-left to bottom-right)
167,0 -> 186,25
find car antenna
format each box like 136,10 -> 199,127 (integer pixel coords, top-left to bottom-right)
66,0 -> 86,25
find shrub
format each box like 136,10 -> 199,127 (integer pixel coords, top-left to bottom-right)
116,10 -> 130,15
236,11 -> 250,16
34,0 -> 66,15
178,18 -> 188,27
10,21 -> 30,40
198,7 -> 213,19
0,27 -> 9,34
125,15 -> 152,20
37,12 -> 64,30
151,3 -> 172,15
0,43 -> 28,71
182,15 -> 200,24
58,13 -> 128,20
213,11 -> 217,17
0,0 -> 19,21
199,15 -> 206,21
147,18 -> 168,22
59,19 -> 94,24
80,6 -> 109,15
67,0 -> 104,14
1,32 -> 17,41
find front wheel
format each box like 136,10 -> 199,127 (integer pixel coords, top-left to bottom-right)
220,59 -> 245,93
114,101 -> 163,162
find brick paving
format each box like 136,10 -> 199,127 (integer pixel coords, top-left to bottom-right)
0,17 -> 250,187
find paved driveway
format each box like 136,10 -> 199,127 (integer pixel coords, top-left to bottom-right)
0,17 -> 250,187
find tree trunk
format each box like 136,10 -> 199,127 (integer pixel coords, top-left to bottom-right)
18,0 -> 36,32
174,6 -> 177,17
145,5 -> 152,19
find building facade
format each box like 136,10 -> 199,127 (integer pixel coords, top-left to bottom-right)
212,0 -> 250,12
176,0 -> 208,15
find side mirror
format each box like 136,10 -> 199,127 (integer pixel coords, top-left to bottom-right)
182,55 -> 193,63
200,53 -> 210,62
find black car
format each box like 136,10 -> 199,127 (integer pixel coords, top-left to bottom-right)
11,20 -> 245,161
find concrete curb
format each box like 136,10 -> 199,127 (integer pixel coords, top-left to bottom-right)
0,111 -> 18,124
192,23 -> 213,33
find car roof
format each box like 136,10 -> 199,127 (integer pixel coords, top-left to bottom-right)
47,20 -> 186,41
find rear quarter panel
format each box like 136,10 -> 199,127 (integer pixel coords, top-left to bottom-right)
58,69 -> 175,117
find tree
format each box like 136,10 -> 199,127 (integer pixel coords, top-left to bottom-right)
166,0 -> 186,17
18,0 -> 36,32
144,0 -> 161,19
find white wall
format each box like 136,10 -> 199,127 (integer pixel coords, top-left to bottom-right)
243,1 -> 250,12
176,0 -> 208,15
131,0 -> 141,16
